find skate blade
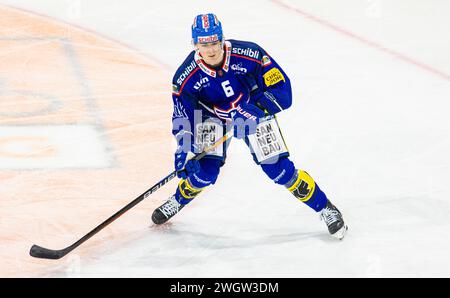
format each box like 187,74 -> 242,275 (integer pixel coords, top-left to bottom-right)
332,224 -> 348,240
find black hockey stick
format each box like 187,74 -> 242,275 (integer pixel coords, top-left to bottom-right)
30,131 -> 233,259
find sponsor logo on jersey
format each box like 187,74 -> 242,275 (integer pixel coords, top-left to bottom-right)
262,55 -> 272,67
231,63 -> 247,73
236,104 -> 257,121
196,57 -> 217,77
232,47 -> 260,59
193,76 -> 209,90
192,173 -> 212,185
197,34 -> 219,43
263,68 -> 285,86
222,42 -> 231,72
176,60 -> 197,85
247,117 -> 289,164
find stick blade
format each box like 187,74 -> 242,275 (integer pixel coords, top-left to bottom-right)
30,244 -> 67,260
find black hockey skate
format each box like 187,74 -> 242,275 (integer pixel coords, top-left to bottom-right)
320,201 -> 348,240
152,195 -> 185,225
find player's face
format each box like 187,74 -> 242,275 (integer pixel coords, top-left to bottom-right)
195,41 -> 224,67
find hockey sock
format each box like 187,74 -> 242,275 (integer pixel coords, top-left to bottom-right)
260,156 -> 296,185
285,170 -> 328,212
175,178 -> 205,205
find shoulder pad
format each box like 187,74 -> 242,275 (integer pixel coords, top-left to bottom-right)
228,39 -> 262,61
172,51 -> 199,95
173,51 -> 199,86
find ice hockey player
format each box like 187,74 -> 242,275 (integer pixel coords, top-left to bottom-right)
151,13 -> 348,239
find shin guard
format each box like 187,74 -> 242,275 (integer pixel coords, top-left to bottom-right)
175,178 -> 204,205
285,170 -> 328,212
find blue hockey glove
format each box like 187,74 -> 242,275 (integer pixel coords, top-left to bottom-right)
252,90 -> 283,115
232,102 -> 265,139
174,151 -> 187,173
173,129 -> 194,175
175,152 -> 201,179
236,74 -> 283,115
179,159 -> 201,179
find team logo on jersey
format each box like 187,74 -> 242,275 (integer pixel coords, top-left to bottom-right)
176,60 -> 197,85
232,47 -> 260,59
263,68 -> 285,86
213,93 -> 244,121
172,84 -> 180,94
262,55 -> 272,67
231,63 -> 247,73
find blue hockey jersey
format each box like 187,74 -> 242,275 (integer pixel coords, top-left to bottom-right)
171,39 -> 292,152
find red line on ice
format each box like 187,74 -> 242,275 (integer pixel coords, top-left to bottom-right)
271,0 -> 450,82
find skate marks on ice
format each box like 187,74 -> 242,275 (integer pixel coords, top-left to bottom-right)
49,188 -> 344,277
0,5 -> 172,277
41,219 -> 323,277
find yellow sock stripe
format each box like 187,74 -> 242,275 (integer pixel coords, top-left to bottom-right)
178,178 -> 204,199
288,170 -> 316,202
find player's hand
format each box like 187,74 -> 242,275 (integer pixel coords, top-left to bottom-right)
174,129 -> 196,176
176,157 -> 201,179
252,91 -> 283,115
174,151 -> 187,174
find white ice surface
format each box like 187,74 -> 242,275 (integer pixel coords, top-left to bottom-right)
1,0 -> 450,277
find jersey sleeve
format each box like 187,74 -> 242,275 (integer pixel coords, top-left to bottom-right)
171,80 -> 198,154
252,47 -> 292,113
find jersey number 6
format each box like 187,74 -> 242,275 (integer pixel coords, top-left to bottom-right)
221,80 -> 235,97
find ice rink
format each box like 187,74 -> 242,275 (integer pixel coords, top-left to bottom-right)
0,0 -> 449,277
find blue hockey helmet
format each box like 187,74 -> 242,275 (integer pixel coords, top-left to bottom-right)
191,13 -> 223,44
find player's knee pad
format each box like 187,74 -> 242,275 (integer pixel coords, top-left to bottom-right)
188,157 -> 223,188
285,169 -> 328,212
260,156 -> 296,185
